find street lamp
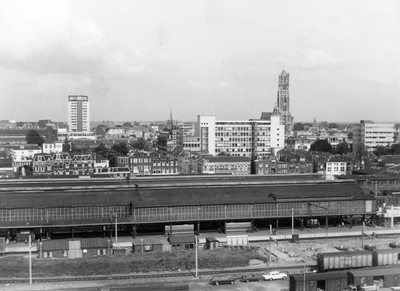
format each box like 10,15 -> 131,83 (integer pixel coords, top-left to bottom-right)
194,235 -> 199,279
140,238 -> 143,253
291,207 -> 294,235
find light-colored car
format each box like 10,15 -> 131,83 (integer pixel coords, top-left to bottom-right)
262,271 -> 287,281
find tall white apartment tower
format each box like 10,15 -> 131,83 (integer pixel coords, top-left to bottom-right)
68,95 -> 90,132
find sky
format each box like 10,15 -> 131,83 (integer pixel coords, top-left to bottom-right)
0,0 -> 399,123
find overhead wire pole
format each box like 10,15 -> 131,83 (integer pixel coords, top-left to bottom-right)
269,224 -> 272,266
29,235 -> 32,285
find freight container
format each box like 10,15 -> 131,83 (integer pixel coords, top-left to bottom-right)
317,250 -> 372,272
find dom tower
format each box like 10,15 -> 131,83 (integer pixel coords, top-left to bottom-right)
276,70 -> 293,134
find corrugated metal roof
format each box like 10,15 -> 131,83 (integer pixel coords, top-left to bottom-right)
321,250 -> 371,257
132,238 -> 162,246
374,249 -> 400,254
291,271 -> 347,282
205,237 -> 219,242
168,235 -> 195,244
42,240 -> 69,251
349,266 -> 400,276
0,180 -> 373,208
80,238 -> 109,248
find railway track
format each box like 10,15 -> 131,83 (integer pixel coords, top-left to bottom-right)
0,264 -> 316,284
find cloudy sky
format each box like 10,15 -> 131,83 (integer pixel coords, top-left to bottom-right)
0,0 -> 399,123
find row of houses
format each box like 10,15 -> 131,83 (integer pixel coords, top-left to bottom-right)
115,148 -> 355,178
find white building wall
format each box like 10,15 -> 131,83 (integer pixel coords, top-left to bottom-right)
197,115 -> 283,157
270,115 -> 284,154
198,115 -> 216,155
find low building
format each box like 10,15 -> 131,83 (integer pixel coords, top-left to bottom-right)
205,237 -> 219,250
326,155 -> 353,180
42,141 -> 63,154
81,238 -> 109,257
199,156 -> 251,175
168,235 -> 196,251
257,149 -> 313,175
39,240 -> 69,259
9,145 -> 42,174
132,238 -> 163,253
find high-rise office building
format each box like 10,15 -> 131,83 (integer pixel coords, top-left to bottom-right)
197,114 -> 284,157
276,70 -> 293,134
353,120 -> 396,151
67,95 -> 90,132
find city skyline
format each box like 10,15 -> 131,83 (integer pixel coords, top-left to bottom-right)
0,0 -> 399,123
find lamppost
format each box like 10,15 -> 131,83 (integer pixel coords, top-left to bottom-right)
28,235 -> 32,285
291,207 -> 294,235
194,235 -> 199,279
140,239 -> 143,253
109,213 -> 117,244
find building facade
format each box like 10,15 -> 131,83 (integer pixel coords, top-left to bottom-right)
325,155 -> 354,180
117,152 -> 178,175
196,115 -> 284,157
68,95 -> 90,133
353,120 -> 396,151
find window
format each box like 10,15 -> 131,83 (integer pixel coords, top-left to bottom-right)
49,252 -> 53,258
63,250 -> 67,257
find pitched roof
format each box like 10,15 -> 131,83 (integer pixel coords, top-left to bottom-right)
42,239 -> 69,251
327,155 -> 353,163
168,235 -> 195,244
132,238 -> 163,246
80,238 -> 109,248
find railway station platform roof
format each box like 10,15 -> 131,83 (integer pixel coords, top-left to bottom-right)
0,179 -> 373,209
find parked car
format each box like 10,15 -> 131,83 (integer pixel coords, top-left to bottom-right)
240,274 -> 263,282
209,276 -> 236,285
262,271 -> 287,281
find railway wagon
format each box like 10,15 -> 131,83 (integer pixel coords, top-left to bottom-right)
347,265 -> 400,288
224,222 -> 252,234
317,250 -> 373,272
289,271 -> 348,291
164,224 -> 194,236
372,249 -> 400,267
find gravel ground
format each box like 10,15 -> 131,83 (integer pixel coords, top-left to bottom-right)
1,234 -> 397,291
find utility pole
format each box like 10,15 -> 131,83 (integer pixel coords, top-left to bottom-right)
195,236 -> 199,279
291,208 -> 294,235
269,225 -> 272,266
115,214 -> 118,244
29,235 -> 32,285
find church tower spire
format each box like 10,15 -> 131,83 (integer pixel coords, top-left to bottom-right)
276,70 -> 293,134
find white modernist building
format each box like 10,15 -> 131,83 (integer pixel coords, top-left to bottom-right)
196,115 -> 284,157
68,95 -> 90,133
353,120 -> 396,151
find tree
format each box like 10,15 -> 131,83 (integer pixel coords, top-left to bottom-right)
335,141 -> 350,155
328,123 -> 338,129
373,145 -> 391,157
347,132 -> 353,140
131,138 -> 152,151
111,143 -> 130,156
391,143 -> 400,155
26,129 -> 45,147
353,142 -> 367,168
17,165 -> 33,176
62,138 -> 70,152
123,122 -> 133,127
310,139 -> 333,153
293,123 -> 305,131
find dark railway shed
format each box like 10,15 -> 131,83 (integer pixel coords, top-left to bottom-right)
0,178 -> 375,239
289,270 -> 348,291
